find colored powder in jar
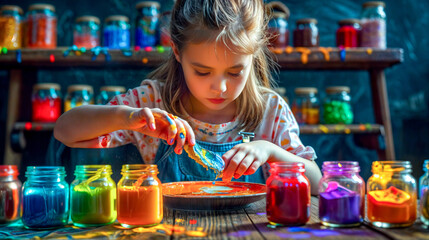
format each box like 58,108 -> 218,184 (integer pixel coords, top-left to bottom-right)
103,27 -> 130,49
360,19 -> 386,48
73,33 -> 99,49
323,100 -> 353,124
135,27 -> 157,48
0,184 -> 20,224
32,97 -> 61,122
336,25 -> 360,48
0,15 -> 22,49
302,107 -> 319,124
26,15 -> 57,48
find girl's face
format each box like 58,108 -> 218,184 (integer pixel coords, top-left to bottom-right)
174,41 -> 253,120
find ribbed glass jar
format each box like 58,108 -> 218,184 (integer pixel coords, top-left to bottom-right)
0,165 -> 21,225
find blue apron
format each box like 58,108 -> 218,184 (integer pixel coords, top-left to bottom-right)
154,140 -> 266,184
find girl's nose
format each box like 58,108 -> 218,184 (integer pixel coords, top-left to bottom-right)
211,78 -> 227,95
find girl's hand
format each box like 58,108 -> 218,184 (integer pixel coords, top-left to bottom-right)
221,140 -> 273,182
127,107 -> 195,154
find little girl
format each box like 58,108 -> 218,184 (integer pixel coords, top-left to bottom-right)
54,0 -> 322,194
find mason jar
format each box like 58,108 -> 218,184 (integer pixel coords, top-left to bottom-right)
336,19 -> 361,48
97,85 -> 126,105
25,4 -> 57,48
103,15 -> 131,49
135,1 -> 160,48
0,5 -> 23,50
293,18 -> 319,47
0,165 -> 21,225
32,83 -> 62,122
367,161 -> 417,228
360,1 -> 386,48
323,86 -> 353,124
64,84 -> 94,112
419,159 -> 429,226
292,87 -> 320,124
268,12 -> 290,48
319,161 -> 364,227
73,15 -> 100,49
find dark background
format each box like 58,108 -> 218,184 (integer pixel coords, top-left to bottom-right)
0,0 -> 428,183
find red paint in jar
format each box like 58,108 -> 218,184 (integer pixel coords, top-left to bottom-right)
25,4 -> 57,49
32,83 -> 62,122
336,19 -> 361,48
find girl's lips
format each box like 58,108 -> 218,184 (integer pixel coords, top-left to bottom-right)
208,98 -> 226,104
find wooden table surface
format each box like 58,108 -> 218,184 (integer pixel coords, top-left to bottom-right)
1,196 -> 429,239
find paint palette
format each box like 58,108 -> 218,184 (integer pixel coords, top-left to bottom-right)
162,181 -> 266,210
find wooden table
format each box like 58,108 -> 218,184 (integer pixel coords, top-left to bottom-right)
2,196 -> 428,239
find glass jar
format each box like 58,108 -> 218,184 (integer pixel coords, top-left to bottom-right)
117,164 -> 162,228
292,87 -> 319,125
419,159 -> 429,226
135,1 -> 160,48
0,5 -> 23,50
268,12 -> 289,48
0,165 -> 21,225
323,86 -> 353,124
71,165 -> 116,227
293,18 -> 319,47
103,15 -> 131,49
32,83 -> 62,122
64,84 -> 94,112
73,16 -> 100,49
360,1 -> 386,48
319,161 -> 364,227
159,11 -> 171,47
22,166 -> 69,229
266,162 -> 310,226
25,4 -> 57,49
97,86 -> 126,105
336,19 -> 361,48
367,161 -> 417,228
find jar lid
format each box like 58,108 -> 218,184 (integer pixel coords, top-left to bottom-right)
362,1 -> 385,8
338,19 -> 360,26
296,18 -> 317,25
271,11 -> 288,20
33,83 -> 61,91
67,84 -> 94,93
326,86 -> 350,94
0,5 -> 23,15
266,1 -> 290,20
105,15 -> 129,23
136,1 -> 160,9
0,165 -> 19,177
100,85 -> 126,93
28,4 -> 55,12
76,15 -> 100,25
274,87 -> 286,95
294,87 -> 318,94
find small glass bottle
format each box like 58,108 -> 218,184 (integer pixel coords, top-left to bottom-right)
319,161 -> 365,227
73,16 -> 100,49
266,162 -> 310,226
323,86 -> 353,124
97,86 -> 126,105
71,165 -> 116,227
22,166 -> 69,229
64,84 -> 94,112
135,1 -> 160,48
268,12 -> 290,48
25,4 -> 57,49
360,1 -> 386,48
419,159 -> 429,226
103,15 -> 131,49
292,87 -> 320,125
293,18 -> 319,47
367,161 -> 417,228
336,19 -> 361,48
117,164 -> 163,228
32,83 -> 62,122
0,165 -> 21,225
0,5 -> 23,50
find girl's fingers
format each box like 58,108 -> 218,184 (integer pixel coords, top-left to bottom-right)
181,120 -> 196,146
234,155 -> 254,179
243,160 -> 262,176
140,108 -> 156,130
222,149 -> 246,182
164,113 -> 178,145
174,119 -> 186,154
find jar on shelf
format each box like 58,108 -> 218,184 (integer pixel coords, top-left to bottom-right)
367,161 -> 417,228
71,165 -> 116,227
0,5 -> 23,50
97,85 -> 126,105
0,165 -> 22,224
336,19 -> 361,48
292,87 -> 319,124
159,11 -> 171,47
64,84 -> 94,112
419,159 -> 429,226
22,166 -> 69,229
73,16 -> 100,49
319,161 -> 364,227
268,12 -> 290,48
323,86 -> 353,124
25,4 -> 57,49
274,87 -> 289,105
135,1 -> 160,48
293,18 -> 319,47
266,162 -> 310,226
117,164 -> 163,228
360,1 -> 386,48
103,15 -> 131,49
32,83 -> 62,122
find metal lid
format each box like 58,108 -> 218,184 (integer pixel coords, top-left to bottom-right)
136,1 -> 160,9
296,18 -> 317,25
105,15 -> 129,23
28,4 -> 55,12
67,84 -> 93,93
338,18 -> 360,26
33,83 -> 61,91
274,87 -> 286,95
326,86 -> 350,94
271,11 -> 287,20
0,5 -> 23,15
362,1 -> 385,8
76,15 -> 100,25
100,85 -> 126,93
294,87 -> 318,94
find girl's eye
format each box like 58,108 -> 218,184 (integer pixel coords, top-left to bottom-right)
195,70 -> 210,76
229,72 -> 242,77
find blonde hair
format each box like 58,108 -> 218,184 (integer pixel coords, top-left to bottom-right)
148,0 -> 277,131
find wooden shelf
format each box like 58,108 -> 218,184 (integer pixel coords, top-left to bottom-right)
0,47 -> 403,69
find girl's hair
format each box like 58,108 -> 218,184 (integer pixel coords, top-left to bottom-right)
148,0 -> 277,131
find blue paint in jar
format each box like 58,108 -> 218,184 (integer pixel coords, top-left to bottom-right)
103,15 -> 131,49
135,1 -> 160,47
